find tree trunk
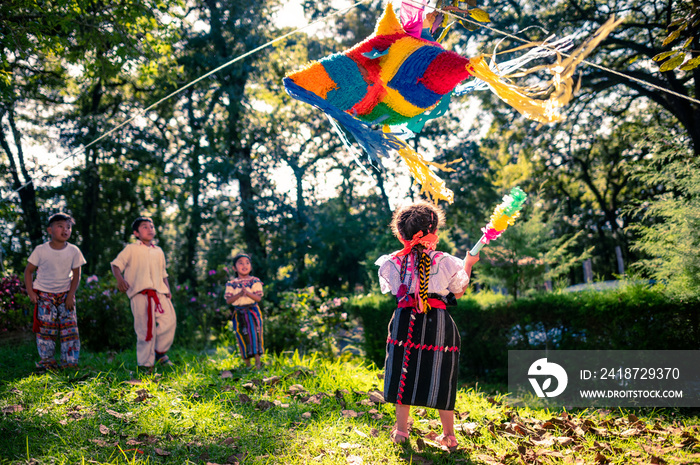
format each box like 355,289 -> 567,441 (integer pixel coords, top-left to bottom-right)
81,147 -> 100,274
181,148 -> 202,288
0,107 -> 43,246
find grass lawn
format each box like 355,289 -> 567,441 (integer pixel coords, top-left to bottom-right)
0,340 -> 698,464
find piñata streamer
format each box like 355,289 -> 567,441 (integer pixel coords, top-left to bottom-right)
469,187 -> 527,256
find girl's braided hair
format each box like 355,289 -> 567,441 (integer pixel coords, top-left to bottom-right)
391,201 -> 445,241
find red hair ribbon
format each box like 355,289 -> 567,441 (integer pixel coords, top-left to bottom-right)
395,231 -> 439,257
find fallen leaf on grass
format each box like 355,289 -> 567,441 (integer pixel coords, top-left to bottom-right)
594,452 -> 609,464
415,408 -> 427,417
301,412 -> 312,419
456,422 -> 479,437
256,400 -> 274,411
369,428 -> 379,437
226,452 -> 247,464
99,425 -> 111,435
341,410 -> 360,418
1,405 -> 23,414
302,393 -> 328,405
54,392 -> 73,405
263,376 -> 280,386
133,389 -> 152,403
89,438 -> 117,448
620,428 -> 643,437
367,390 -> 384,404
221,437 -> 237,446
125,439 -> 142,446
154,448 -> 170,456
238,393 -> 252,404
475,454 -> 504,464
339,443 -> 361,450
288,384 -> 306,395
105,409 -> 131,420
220,370 -> 233,378
346,455 -> 363,464
352,427 -> 367,438
137,433 -> 158,444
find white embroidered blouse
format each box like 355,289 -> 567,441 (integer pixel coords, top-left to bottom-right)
375,250 -> 470,296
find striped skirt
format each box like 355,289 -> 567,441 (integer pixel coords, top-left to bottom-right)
232,304 -> 264,359
383,306 -> 461,410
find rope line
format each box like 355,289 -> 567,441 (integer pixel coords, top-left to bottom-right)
3,0 -> 698,202
407,0 -> 700,106
1,0 -> 373,201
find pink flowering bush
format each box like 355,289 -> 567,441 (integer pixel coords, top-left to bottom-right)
0,275 -> 31,333
265,287 -> 352,358
75,275 -> 133,351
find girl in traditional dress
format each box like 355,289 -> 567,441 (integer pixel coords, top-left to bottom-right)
376,202 -> 479,449
225,253 -> 264,369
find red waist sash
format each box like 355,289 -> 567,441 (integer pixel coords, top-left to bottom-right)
140,289 -> 164,341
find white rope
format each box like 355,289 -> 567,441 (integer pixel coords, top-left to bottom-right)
409,0 -> 700,105
4,0 -> 698,202
1,0 -> 374,201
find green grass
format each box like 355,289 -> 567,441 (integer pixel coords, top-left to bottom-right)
0,341 -> 698,464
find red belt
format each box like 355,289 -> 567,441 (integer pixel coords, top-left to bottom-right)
140,289 -> 164,341
397,296 -> 446,310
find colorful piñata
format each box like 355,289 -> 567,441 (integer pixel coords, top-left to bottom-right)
284,2 -> 622,203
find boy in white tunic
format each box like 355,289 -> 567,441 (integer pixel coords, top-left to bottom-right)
24,213 -> 86,370
111,217 -> 177,369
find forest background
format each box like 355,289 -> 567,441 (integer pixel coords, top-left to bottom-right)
1,0 -> 699,360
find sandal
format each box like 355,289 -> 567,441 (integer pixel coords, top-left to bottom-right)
437,433 -> 458,452
390,427 -> 409,444
156,355 -> 174,367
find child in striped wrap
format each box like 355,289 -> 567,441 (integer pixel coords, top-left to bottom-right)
376,201 -> 479,449
225,253 -> 264,370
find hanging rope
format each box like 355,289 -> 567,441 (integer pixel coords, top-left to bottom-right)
0,0 -> 374,202
407,0 -> 700,106
3,0 -> 698,203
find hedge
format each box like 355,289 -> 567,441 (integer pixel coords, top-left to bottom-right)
345,283 -> 699,383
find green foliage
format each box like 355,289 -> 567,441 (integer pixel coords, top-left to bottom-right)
477,192 -> 593,297
265,287 -> 353,359
75,275 -> 133,352
653,0 -> 700,71
627,132 -> 700,299
0,274 -> 31,333
349,283 -> 698,383
345,293 -> 394,367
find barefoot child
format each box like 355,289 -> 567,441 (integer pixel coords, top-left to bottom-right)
225,253 -> 264,369
24,213 -> 86,370
376,201 -> 479,449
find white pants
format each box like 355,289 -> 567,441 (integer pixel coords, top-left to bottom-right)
130,291 -> 177,367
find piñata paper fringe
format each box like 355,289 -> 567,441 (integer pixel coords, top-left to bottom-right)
466,16 -> 624,123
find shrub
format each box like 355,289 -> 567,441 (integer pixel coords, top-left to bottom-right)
76,275 -> 133,351
0,275 -> 32,333
169,271 -> 230,351
265,287 -> 352,359
348,282 -> 698,383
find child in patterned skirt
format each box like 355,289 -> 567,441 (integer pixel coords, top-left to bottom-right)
225,253 -> 264,369
24,213 -> 86,370
376,201 -> 479,449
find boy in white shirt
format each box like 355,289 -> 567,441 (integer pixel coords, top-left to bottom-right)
111,217 -> 177,370
24,213 -> 86,370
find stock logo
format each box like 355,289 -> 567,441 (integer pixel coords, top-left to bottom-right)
528,358 -> 568,398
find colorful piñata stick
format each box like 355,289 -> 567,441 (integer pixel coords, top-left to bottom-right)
468,187 -> 528,256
